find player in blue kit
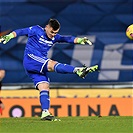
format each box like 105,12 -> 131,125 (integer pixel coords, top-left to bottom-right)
0,19 -> 98,121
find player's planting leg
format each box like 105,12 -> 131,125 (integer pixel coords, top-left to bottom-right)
40,90 -> 60,121
40,90 -> 50,117
41,113 -> 61,121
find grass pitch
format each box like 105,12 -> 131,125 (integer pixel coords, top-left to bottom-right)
0,116 -> 132,133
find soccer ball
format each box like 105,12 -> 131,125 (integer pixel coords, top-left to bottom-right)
126,24 -> 133,40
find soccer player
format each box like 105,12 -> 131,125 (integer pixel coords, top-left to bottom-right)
0,67 -> 5,115
0,18 -> 98,121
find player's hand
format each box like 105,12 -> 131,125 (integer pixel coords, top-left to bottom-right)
77,37 -> 92,45
0,33 -> 14,44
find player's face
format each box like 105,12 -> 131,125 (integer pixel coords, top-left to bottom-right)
45,25 -> 60,39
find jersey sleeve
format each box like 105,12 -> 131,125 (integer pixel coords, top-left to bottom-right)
55,34 -> 76,43
14,25 -> 38,37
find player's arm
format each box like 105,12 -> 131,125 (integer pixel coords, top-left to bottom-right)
0,31 -> 17,44
56,34 -> 92,46
0,26 -> 36,44
74,37 -> 92,45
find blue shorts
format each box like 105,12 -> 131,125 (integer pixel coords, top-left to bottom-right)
23,54 -> 50,88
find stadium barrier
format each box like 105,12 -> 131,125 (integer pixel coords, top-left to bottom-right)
0,98 -> 132,118
1,88 -> 132,98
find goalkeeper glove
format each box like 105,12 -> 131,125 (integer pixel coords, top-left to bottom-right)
0,33 -> 14,44
77,37 -> 92,45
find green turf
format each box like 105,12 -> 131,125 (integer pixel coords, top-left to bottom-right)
0,116 -> 132,133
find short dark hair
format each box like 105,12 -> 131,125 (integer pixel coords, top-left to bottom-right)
48,18 -> 60,30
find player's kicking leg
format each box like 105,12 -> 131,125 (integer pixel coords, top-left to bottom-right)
53,62 -> 99,79
75,64 -> 99,79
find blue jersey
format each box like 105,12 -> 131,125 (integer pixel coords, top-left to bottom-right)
15,25 -> 76,57
14,25 -> 76,86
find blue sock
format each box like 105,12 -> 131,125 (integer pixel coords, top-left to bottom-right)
40,90 -> 50,110
54,63 -> 75,74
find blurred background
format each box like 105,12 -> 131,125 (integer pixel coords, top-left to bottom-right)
0,0 -> 132,117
